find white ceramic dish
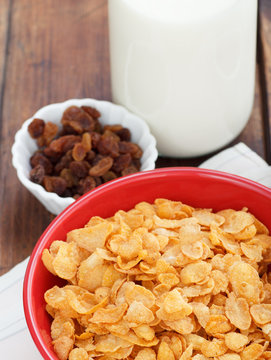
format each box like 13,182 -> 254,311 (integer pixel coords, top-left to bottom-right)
12,98 -> 158,215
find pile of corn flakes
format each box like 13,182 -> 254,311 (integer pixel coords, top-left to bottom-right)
42,199 -> 271,360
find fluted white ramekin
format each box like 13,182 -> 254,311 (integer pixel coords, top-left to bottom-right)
12,98 -> 158,215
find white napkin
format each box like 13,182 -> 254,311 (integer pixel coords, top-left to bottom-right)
1,142 -> 270,359
0,258 -> 41,358
200,143 -> 271,187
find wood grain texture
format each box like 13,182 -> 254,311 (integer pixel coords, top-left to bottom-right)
234,65 -> 265,158
259,0 -> 271,162
0,0 -> 12,274
0,0 -> 110,274
0,0 -> 269,274
0,0 -> 10,114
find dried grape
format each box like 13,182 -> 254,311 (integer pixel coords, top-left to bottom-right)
27,105 -> 143,198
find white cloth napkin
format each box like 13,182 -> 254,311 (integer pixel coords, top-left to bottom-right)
1,142 -> 271,359
199,143 -> 271,187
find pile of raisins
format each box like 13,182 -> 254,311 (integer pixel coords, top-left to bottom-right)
28,105 -> 142,199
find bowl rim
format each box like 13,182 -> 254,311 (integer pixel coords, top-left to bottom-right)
11,97 -> 158,212
23,167 -> 271,360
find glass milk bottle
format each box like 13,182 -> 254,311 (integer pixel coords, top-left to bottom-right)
108,0 -> 258,157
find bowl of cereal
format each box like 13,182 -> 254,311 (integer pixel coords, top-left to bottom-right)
12,98 -> 158,215
23,167 -> 271,360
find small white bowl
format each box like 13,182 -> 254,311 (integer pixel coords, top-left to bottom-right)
12,98 -> 158,215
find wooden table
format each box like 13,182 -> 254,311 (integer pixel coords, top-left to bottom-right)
0,0 -> 270,275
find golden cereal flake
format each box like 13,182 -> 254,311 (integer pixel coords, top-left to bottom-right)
42,200 -> 271,359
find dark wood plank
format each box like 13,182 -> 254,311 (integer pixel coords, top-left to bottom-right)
259,0 -> 271,163
0,0 -> 12,274
234,65 -> 265,158
0,0 -> 10,114
0,0 -> 109,274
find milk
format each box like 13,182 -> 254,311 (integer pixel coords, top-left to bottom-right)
108,0 -> 258,157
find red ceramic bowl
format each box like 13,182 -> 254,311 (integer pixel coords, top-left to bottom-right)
23,167 -> 271,360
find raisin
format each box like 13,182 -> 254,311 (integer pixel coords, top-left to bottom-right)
116,127 -> 131,141
54,162 -> 65,175
62,189 -> 73,198
54,151 -> 73,174
90,132 -> 101,149
43,122 -> 59,145
77,183 -> 84,195
75,112 -> 95,133
64,121 -> 82,134
61,124 -> 79,135
69,161 -> 90,178
72,143 -> 87,161
118,141 -> 143,159
132,159 -> 141,169
102,171 -> 117,183
94,176 -> 102,186
60,168 -> 78,188
62,107 -> 76,124
103,129 -> 120,141
61,106 -> 95,134
112,153 -> 132,173
103,124 -> 123,132
62,106 -> 82,121
43,176 -> 67,196
94,119 -> 103,133
89,157 -> 113,177
92,154 -> 105,166
121,165 -> 138,176
27,106 -> 143,199
77,176 -> 96,195
50,135 -> 81,153
118,141 -> 132,154
86,150 -> 96,162
30,149 -> 42,159
30,164 -> 45,184
81,105 -> 101,119
43,147 -> 61,163
81,132 -> 92,152
97,136 -> 119,158
131,145 -> 143,159
30,153 -> 53,174
37,136 -> 45,147
103,125 -> 131,141
28,118 -> 45,138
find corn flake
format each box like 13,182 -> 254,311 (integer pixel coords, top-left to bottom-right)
164,316 -> 194,334
42,199 -> 271,359
192,209 -> 225,227
225,292 -> 251,330
157,341 -> 175,360
225,332 -> 249,352
201,339 -> 228,357
125,284 -> 155,308
250,304 -> 271,325
90,303 -> 128,324
53,336 -> 74,360
228,262 -> 261,304
180,261 -> 212,285
134,348 -> 156,360
67,222 -> 113,253
68,348 -> 88,360
240,343 -> 264,360
125,301 -> 155,324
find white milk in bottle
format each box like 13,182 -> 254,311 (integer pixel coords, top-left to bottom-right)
108,0 -> 258,157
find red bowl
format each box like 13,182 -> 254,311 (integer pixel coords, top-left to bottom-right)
23,167 -> 271,360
